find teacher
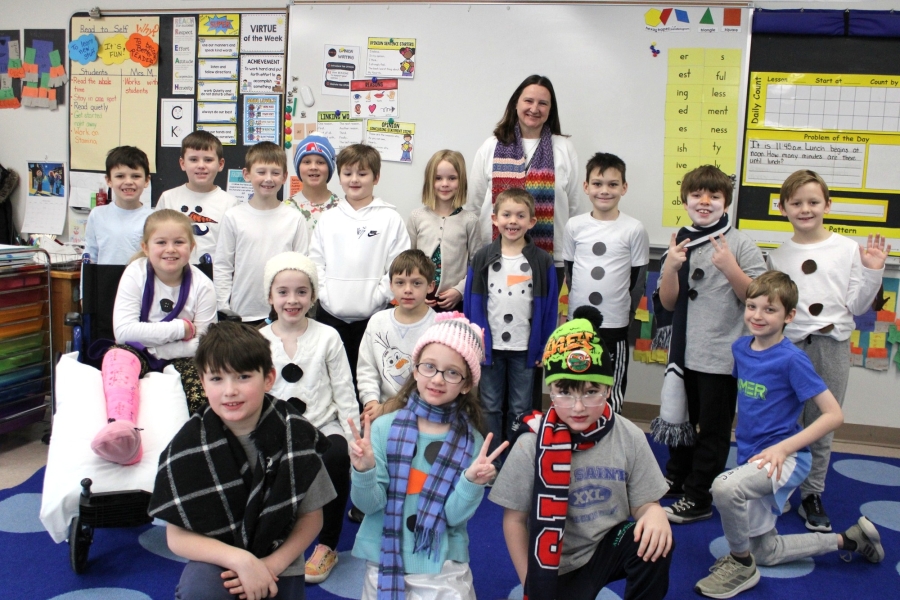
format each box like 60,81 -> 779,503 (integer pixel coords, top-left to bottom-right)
466,74 -> 584,267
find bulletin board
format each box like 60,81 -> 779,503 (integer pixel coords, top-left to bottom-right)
286,3 -> 753,246
736,34 -> 900,255
67,10 -> 287,205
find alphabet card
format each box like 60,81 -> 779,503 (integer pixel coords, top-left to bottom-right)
350,78 -> 398,119
366,120 -> 415,163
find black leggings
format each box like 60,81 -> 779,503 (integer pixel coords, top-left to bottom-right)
318,433 -> 350,550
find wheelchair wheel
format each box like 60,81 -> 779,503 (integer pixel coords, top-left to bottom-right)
68,515 -> 93,573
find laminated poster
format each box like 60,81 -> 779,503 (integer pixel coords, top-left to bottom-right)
366,120 -> 415,163
366,38 -> 415,79
240,54 -> 284,94
244,94 -> 280,145
172,17 -> 196,95
350,78 -> 398,119
197,124 -> 236,145
316,110 -> 364,152
322,44 -> 359,96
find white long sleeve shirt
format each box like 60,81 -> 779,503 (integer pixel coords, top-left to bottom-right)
156,185 -> 239,263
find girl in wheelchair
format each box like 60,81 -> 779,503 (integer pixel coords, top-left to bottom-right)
92,209 -> 217,465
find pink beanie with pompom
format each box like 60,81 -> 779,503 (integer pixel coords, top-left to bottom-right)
412,311 -> 484,385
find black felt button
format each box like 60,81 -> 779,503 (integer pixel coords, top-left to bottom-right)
281,363 -> 304,383
424,441 -> 442,464
492,262 -> 501,272
801,260 -> 817,274
691,268 -> 705,281
688,289 -> 698,300
592,242 -> 607,256
160,299 -> 174,313
589,292 -> 603,305
591,266 -> 605,280
808,303 -> 824,316
520,263 -> 531,272
502,332 -> 512,342
195,205 -> 203,213
504,314 -> 513,323
180,205 -> 189,213
407,514 -> 417,532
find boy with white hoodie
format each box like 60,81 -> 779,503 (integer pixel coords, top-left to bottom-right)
309,143 -> 410,392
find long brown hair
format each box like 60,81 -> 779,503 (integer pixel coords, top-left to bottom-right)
382,356 -> 487,436
493,74 -> 564,145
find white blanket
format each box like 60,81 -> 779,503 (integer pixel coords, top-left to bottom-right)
39,353 -> 190,543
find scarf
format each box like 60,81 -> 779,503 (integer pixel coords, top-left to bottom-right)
519,405 -> 615,600
148,396 -> 328,557
491,123 -> 556,255
650,214 -> 731,447
379,392 -> 475,600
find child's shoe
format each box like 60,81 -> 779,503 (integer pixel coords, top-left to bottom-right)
664,496 -> 712,524
694,554 -> 760,599
841,516 -> 884,563
798,493 -> 832,532
348,505 -> 365,523
305,544 -> 338,583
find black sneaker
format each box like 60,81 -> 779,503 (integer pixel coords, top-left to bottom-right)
799,494 -> 832,532
665,496 -> 713,524
663,477 -> 684,499
347,505 -> 365,523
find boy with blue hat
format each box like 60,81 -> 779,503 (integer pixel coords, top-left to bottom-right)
287,132 -> 340,233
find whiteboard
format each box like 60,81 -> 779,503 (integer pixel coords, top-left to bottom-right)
287,3 -> 752,247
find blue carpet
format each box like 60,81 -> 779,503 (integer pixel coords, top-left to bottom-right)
2,437 -> 899,599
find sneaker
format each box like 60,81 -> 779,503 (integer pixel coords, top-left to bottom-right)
798,494 -> 832,532
663,476 -> 684,499
348,505 -> 365,524
842,516 -> 884,563
694,554 -> 760,599
665,496 -> 713,524
305,544 -> 338,583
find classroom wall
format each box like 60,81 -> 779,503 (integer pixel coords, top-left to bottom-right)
3,0 -> 899,432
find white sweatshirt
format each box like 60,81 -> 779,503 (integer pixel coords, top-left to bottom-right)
156,185 -> 239,263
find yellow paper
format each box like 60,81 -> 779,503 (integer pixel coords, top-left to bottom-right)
869,332 -> 887,348
704,48 -> 742,66
635,309 -> 650,322
652,349 -> 669,364
850,330 -> 861,346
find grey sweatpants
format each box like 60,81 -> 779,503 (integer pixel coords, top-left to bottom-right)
794,335 -> 850,497
712,461 -> 838,564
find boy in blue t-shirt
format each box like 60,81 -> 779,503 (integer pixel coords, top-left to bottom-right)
694,271 -> 884,599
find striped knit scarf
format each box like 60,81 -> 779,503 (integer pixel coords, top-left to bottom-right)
491,123 -> 556,255
518,405 -> 614,600
650,214 -> 731,447
379,392 -> 475,599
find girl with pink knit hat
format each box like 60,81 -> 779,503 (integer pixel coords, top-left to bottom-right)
348,312 -> 508,600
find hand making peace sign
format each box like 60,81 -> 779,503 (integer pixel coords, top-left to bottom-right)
348,414 -> 376,473
464,433 -> 509,485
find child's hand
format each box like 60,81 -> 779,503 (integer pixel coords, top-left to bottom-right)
437,289 -> 462,309
709,234 -> 738,274
749,443 -> 788,480
220,552 -> 278,600
859,233 -> 892,270
349,414 -> 376,472
666,234 -> 689,272
362,400 -> 384,422
464,433 -> 509,485
633,504 -> 673,562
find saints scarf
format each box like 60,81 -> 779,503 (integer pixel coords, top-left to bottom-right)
491,123 -> 556,255
379,392 -> 475,600
650,214 -> 731,447
148,395 -> 328,558
519,405 -> 614,600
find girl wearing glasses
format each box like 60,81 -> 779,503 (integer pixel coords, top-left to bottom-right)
259,252 -> 359,584
348,312 -> 507,600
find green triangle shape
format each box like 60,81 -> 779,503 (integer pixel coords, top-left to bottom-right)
700,8 -> 714,24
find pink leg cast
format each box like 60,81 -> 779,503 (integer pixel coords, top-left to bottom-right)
91,348 -> 143,465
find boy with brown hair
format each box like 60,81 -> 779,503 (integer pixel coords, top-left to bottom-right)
652,165 -> 766,524
157,130 -> 238,262
214,142 -> 309,323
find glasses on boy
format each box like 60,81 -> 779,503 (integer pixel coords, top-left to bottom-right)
549,388 -> 610,408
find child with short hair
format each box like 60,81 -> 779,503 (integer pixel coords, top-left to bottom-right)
156,130 -> 238,263
309,143 -> 410,388
149,321 -> 335,600
285,132 -> 340,234
653,165 -> 767,524
258,252 -> 359,584
694,271 -> 883,599
84,146 -> 152,264
349,313 -> 506,599
490,306 -> 673,600
464,188 -> 558,455
767,170 -> 890,532
358,249 -> 437,422
407,150 -> 482,312
214,142 -> 309,323
562,152 -> 649,413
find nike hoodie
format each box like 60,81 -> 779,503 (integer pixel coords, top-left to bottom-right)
309,198 -> 411,322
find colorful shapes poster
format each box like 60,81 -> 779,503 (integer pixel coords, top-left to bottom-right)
350,78 -> 398,119
366,38 -> 415,79
22,29 -> 67,110
243,94 -> 280,145
851,276 -> 899,371
366,120 -> 415,163
0,31 -> 21,108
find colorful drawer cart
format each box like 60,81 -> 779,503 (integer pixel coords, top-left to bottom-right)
0,248 -> 52,435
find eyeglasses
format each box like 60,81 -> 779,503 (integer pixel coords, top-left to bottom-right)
550,388 -> 610,408
415,362 -> 466,384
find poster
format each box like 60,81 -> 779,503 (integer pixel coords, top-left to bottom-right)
244,94 -> 280,144
366,120 -> 415,163
24,28 -> 68,108
197,124 -> 236,145
197,80 -> 238,101
349,78 -> 398,119
316,110 -> 364,152
22,160 -> 67,234
240,54 -> 284,94
161,98 -> 194,147
240,14 -> 286,54
0,31 -> 22,108
172,17 -> 195,95
226,168 -> 254,202
366,37 -> 415,78
69,16 -> 160,171
198,14 -> 240,37
322,44 -> 359,96
197,59 -> 238,80
197,101 -> 237,123
198,37 -> 239,58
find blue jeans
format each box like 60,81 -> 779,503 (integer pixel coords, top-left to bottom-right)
479,349 -> 534,456
175,561 -> 305,600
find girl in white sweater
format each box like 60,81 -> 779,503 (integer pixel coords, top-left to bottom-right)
407,150 -> 482,312
258,251 -> 360,584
